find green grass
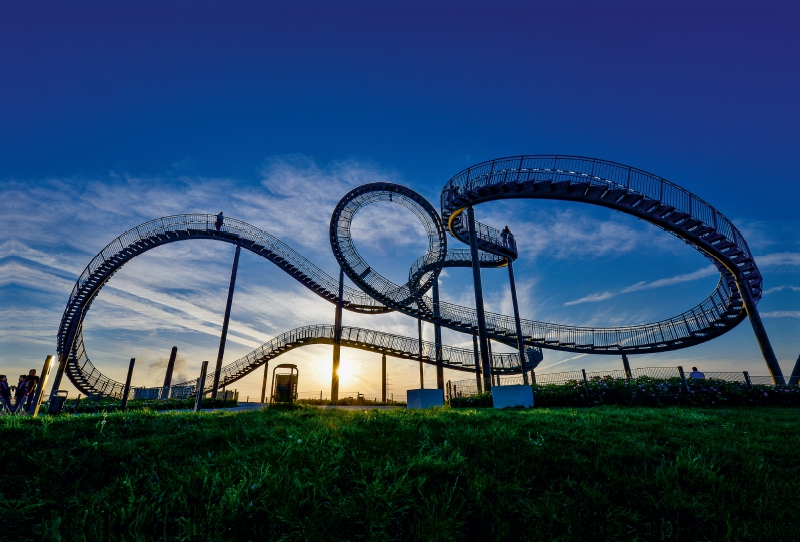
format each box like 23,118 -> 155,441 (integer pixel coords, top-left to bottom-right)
2,406 -> 799,541
51,396 -> 239,415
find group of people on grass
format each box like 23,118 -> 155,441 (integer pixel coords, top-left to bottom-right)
0,369 -> 40,414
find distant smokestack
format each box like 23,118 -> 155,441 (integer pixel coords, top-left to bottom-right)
163,347 -> 178,388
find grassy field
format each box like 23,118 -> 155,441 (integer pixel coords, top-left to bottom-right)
1,405 -> 798,541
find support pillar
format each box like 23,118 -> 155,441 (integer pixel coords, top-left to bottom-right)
120,358 -> 136,411
49,307 -> 83,405
331,267 -> 344,401
472,334 -> 482,393
621,353 -> 632,380
28,356 -> 54,417
260,361 -> 270,403
162,346 -> 178,399
737,275 -> 785,385
381,353 -> 387,402
507,260 -> 529,385
466,206 -> 493,391
212,245 -> 241,398
194,360 -> 209,412
163,346 -> 178,388
418,319 -> 424,388
789,353 -> 800,387
433,279 -> 444,389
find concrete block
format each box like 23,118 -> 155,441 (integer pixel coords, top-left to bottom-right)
492,385 -> 534,409
407,389 -> 444,409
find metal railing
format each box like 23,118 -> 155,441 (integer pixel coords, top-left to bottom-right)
59,162 -> 761,398
441,155 -> 753,262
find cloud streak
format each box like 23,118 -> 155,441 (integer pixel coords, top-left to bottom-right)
564,265 -> 718,306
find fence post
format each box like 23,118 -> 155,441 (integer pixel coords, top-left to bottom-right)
743,371 -> 753,389
120,358 -> 136,411
677,366 -> 690,393
582,369 -> 589,397
194,360 -> 209,412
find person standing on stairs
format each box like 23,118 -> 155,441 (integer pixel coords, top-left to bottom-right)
215,212 -> 224,231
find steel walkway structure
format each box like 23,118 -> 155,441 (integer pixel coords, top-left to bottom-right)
51,155 -> 784,398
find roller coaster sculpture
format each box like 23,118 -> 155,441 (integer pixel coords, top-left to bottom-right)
49,155 -> 785,403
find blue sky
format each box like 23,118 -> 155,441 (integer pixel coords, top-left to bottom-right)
1,0 -> 798,399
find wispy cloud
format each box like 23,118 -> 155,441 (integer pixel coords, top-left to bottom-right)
564,265 -> 717,306
763,285 -> 800,295
761,311 -> 800,318
755,252 -> 800,268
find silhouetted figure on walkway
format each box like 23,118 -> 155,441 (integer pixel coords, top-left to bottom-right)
24,369 -> 39,411
501,225 -> 512,248
0,375 -> 11,412
215,212 -> 224,231
689,366 -> 705,379
12,375 -> 29,413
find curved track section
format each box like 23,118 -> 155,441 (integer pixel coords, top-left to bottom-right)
57,213 -> 525,397
58,156 -> 773,396
71,324 -> 524,399
439,155 -> 759,352
331,179 -> 749,355
57,214 -> 391,396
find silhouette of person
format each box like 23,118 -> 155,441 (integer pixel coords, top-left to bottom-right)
215,212 -> 224,231
12,375 -> 29,413
0,375 -> 11,412
24,369 -> 40,411
501,225 -> 511,247
689,366 -> 705,379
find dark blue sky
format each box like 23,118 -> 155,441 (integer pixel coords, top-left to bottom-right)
2,1 -> 798,395
3,0 -> 798,216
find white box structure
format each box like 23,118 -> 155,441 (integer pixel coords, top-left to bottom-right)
407,389 -> 444,409
492,385 -> 534,409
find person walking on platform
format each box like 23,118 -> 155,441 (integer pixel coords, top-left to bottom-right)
0,375 -> 11,413
501,225 -> 513,248
12,375 -> 29,413
24,369 -> 40,412
215,212 -> 224,231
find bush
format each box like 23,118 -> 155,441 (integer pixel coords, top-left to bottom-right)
449,376 -> 800,409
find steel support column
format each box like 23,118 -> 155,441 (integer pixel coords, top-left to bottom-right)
466,206 -> 492,391
418,319 -> 424,388
507,260 -> 529,385
621,354 -> 632,380
788,353 -> 800,387
194,360 -> 209,412
433,278 -> 444,389
120,358 -> 136,411
737,276 -> 785,385
162,346 -> 178,399
49,307 -> 83,404
260,361 -> 270,403
331,267 -> 345,401
212,245 -> 241,398
382,353 -> 387,402
472,334 -> 482,393
163,346 -> 178,388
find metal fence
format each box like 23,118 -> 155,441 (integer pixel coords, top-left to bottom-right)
447,367 -> 778,400
295,391 -> 406,404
